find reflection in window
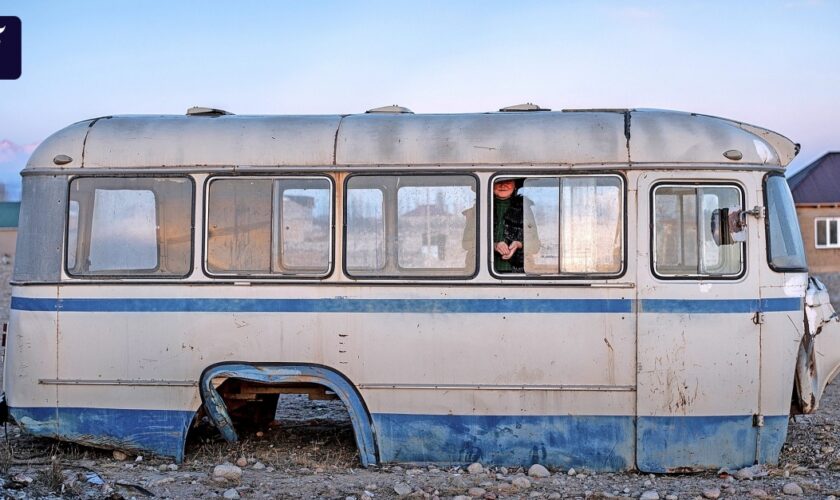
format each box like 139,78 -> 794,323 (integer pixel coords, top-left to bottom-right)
66,177 -> 193,277
90,190 -> 158,271
346,175 -> 476,277
397,185 -> 475,269
207,177 -> 331,276
653,184 -> 744,277
765,175 -> 807,270
346,189 -> 385,271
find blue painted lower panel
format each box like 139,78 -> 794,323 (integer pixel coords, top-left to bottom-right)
9,406 -> 789,471
637,415 -> 789,472
372,413 -> 636,471
9,407 -> 195,462
373,413 -> 789,471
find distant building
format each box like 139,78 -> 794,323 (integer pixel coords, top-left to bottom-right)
0,201 -> 20,257
788,152 -> 840,306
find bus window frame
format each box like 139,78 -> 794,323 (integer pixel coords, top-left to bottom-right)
63,174 -> 196,280
763,172 -> 809,273
202,173 -> 336,280
342,172 -> 480,281
649,180 -> 747,281
487,172 -> 628,281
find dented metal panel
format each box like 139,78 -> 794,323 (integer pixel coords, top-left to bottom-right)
628,111 -> 782,166
335,112 -> 626,165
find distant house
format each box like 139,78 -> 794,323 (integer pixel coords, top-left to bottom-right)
0,201 -> 20,257
788,152 -> 840,306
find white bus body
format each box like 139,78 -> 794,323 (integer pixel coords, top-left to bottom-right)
4,108 -> 839,472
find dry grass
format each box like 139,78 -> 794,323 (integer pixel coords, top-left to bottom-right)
186,419 -> 359,470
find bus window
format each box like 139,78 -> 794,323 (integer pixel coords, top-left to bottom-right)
66,177 -> 193,277
345,175 -> 476,277
494,175 -> 624,277
207,177 -> 332,276
765,174 -> 808,271
653,184 -> 744,278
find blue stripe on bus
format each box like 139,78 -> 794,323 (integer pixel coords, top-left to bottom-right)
10,297 -> 632,313
638,297 -> 801,314
10,296 -> 801,314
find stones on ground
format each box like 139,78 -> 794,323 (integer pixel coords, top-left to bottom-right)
235,457 -> 248,467
393,482 -> 413,496
665,495 -> 678,500
735,464 -> 768,480
640,491 -> 660,500
644,480 -> 653,487
497,482 -> 514,492
213,463 -> 243,482
153,476 -> 175,486
222,488 -> 240,500
567,467 -> 577,476
7,474 -> 33,489
467,487 -> 486,497
167,463 -> 178,471
702,487 -> 721,499
252,461 -> 266,470
783,482 -> 804,496
528,464 -> 550,478
548,494 -> 562,500
112,450 -> 128,461
499,467 -> 508,475
512,476 -> 531,489
453,496 -> 471,500
749,489 -> 770,498
467,462 -> 484,474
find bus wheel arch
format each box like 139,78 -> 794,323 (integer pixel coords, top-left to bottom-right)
198,362 -> 378,467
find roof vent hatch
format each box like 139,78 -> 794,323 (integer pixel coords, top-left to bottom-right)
365,105 -> 414,114
186,106 -> 234,116
499,103 -> 550,112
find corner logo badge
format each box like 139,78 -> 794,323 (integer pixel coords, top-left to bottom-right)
0,16 -> 21,80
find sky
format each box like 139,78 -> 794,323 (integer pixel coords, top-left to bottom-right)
1,1 -> 839,200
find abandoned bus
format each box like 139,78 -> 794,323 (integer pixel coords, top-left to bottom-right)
4,106 -> 840,472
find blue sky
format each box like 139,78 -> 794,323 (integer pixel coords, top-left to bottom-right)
1,1 -> 838,200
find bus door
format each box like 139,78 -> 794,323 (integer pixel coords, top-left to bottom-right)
635,172 -> 762,472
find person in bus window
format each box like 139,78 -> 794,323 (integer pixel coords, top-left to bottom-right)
493,178 -> 538,273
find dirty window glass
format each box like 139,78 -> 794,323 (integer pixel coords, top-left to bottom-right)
67,177 -> 193,277
653,184 -> 744,277
346,188 -> 385,271
492,175 -> 623,276
346,175 -> 476,277
207,177 -> 332,276
765,175 -> 807,270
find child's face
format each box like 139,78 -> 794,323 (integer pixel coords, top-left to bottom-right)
494,180 -> 515,200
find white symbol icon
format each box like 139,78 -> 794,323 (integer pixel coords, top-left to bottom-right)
0,26 -> 5,34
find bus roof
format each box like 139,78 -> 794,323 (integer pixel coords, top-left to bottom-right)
26,108 -> 798,171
